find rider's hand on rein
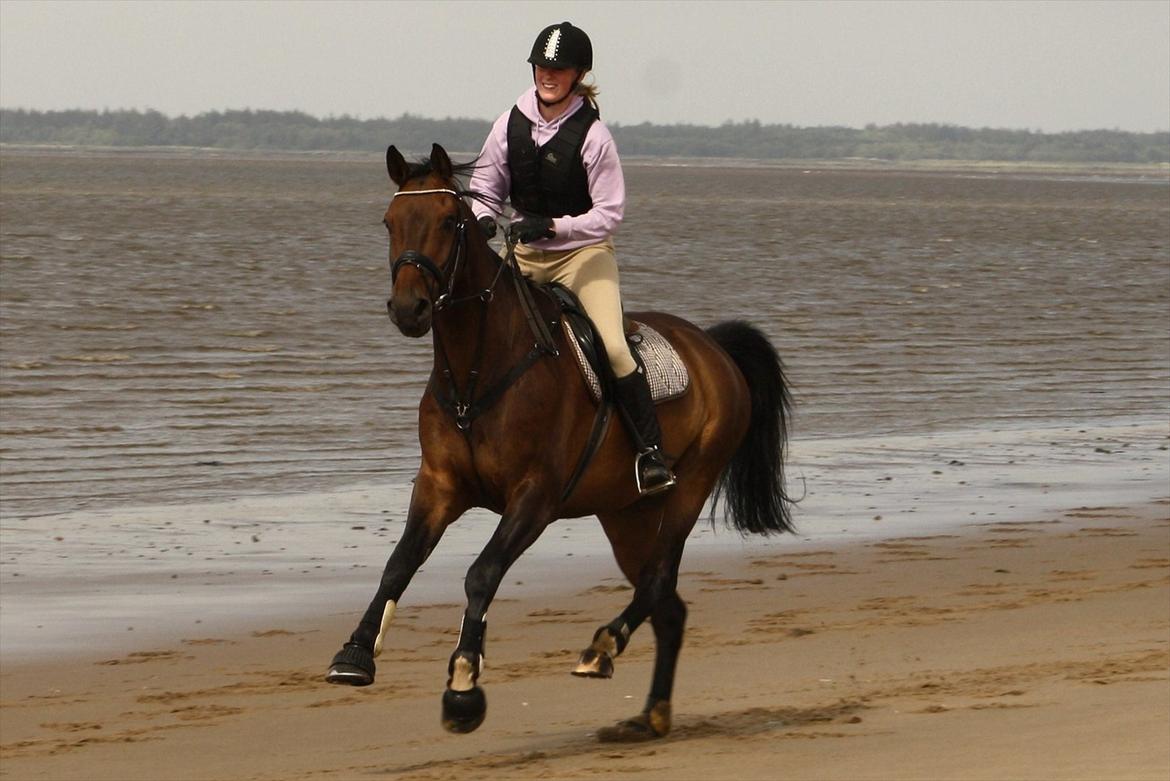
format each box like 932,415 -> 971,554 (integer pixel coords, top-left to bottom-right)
508,216 -> 555,244
477,216 -> 498,239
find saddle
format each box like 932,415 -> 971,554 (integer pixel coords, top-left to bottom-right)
508,274 -> 689,503
542,284 -> 690,406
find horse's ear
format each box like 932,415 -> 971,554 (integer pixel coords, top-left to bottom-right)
386,145 -> 410,186
430,143 -> 453,180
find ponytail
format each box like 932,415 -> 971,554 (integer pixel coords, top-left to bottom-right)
576,73 -> 600,109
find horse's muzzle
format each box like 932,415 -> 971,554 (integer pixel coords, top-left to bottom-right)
387,293 -> 432,337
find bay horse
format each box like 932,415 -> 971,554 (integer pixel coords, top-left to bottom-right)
326,143 -> 795,741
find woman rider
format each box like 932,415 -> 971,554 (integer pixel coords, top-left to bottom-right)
469,21 -> 675,497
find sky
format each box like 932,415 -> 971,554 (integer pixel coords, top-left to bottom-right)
1,0 -> 1168,133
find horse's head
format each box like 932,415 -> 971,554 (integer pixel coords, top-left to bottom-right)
384,143 -> 471,338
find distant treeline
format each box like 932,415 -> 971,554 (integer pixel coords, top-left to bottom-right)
2,108 -> 1167,164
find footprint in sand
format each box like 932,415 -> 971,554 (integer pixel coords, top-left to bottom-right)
956,582 -> 1015,596
95,650 -> 189,666
698,577 -> 768,592
250,629 -> 302,638
985,538 -> 1035,548
1130,558 -> 1170,570
180,638 -> 235,646
522,609 -> 594,625
169,704 -> 244,722
1076,527 -> 1139,538
38,722 -> 103,733
1063,507 -> 1137,519
1048,569 -> 1098,582
579,583 -> 632,595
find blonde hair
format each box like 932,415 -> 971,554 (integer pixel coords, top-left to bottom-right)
576,72 -> 600,108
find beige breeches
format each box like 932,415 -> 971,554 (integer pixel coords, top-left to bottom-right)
514,239 -> 638,378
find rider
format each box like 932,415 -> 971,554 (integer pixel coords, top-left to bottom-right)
469,21 -> 675,497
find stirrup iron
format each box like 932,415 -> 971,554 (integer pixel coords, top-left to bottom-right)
634,447 -> 676,497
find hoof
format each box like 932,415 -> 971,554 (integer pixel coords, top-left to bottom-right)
326,643 -> 375,686
441,685 -> 486,733
597,701 -> 671,743
571,647 -> 614,679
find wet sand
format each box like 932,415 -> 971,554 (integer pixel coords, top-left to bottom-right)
1,498 -> 1166,780
2,422 -> 1168,780
3,419 -> 1167,661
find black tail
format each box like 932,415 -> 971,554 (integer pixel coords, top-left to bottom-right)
707,320 -> 796,535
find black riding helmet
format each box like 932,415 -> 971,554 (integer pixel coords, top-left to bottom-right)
528,21 -> 593,71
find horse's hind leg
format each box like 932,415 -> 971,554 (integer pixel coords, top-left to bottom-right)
574,511 -> 687,738
326,476 -> 466,686
571,514 -> 680,680
596,591 -> 686,742
581,481 -> 711,741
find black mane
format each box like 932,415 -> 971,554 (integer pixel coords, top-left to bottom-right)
405,156 -> 480,183
406,155 -> 501,214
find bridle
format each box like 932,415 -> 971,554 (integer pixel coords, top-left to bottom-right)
389,188 -> 506,311
387,186 -> 548,432
386,182 -> 609,502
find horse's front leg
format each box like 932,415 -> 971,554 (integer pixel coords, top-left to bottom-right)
441,491 -> 556,733
326,475 -> 467,686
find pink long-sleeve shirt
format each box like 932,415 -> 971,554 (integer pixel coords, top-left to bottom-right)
469,89 -> 625,252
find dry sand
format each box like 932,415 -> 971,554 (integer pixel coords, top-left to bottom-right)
2,496 -> 1167,780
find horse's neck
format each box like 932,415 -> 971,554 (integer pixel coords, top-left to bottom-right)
431,241 -> 527,373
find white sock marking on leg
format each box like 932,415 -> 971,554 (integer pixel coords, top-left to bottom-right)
373,600 -> 397,658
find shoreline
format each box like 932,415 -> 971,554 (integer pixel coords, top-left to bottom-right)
1,417 -> 1167,778
2,143 -> 1167,180
3,417 -> 1167,663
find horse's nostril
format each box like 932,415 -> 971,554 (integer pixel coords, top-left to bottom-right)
413,299 -> 431,318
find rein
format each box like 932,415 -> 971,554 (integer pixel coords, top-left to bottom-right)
390,187 -> 554,432
389,183 -> 613,503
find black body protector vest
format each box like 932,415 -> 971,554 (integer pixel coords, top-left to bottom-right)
507,102 -> 599,219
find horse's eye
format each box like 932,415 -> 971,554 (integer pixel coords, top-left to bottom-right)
442,215 -> 458,231
382,218 -> 392,231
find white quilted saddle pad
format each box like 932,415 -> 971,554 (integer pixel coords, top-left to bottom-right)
563,319 -> 690,405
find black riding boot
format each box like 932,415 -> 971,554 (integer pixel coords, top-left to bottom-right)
613,370 -> 677,496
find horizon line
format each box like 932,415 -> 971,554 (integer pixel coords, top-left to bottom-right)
2,105 -> 1167,137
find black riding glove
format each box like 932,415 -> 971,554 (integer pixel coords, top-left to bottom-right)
508,216 -> 555,244
477,215 -> 498,239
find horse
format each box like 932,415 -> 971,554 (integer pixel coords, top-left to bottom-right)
325,142 -> 795,741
